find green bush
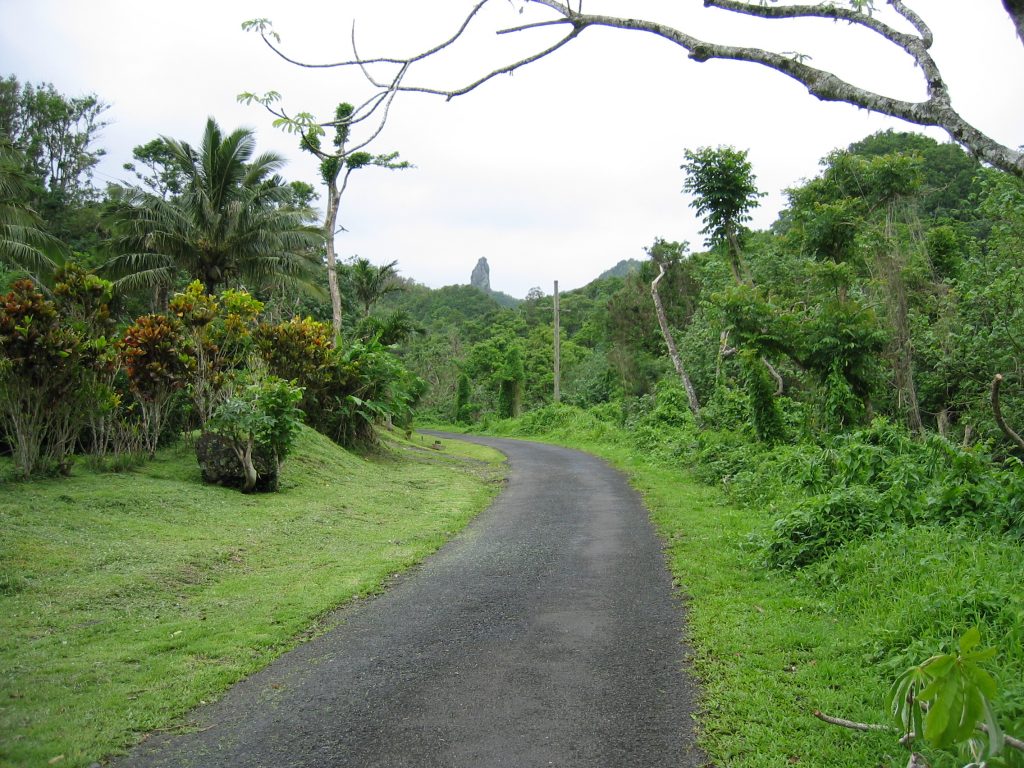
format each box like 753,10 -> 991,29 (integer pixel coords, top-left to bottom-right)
205,373 -> 304,492
257,317 -> 424,448
761,421 -> 1024,568
0,280 -> 98,476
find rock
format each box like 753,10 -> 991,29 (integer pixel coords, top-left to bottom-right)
470,257 -> 491,292
195,431 -> 279,492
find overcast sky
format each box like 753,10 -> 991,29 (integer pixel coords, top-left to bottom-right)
1,0 -> 1022,297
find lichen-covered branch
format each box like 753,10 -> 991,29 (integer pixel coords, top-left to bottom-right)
1004,0 -> 1024,41
301,0 -> 1023,177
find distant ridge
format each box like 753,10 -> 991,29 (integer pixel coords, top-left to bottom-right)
596,259 -> 643,281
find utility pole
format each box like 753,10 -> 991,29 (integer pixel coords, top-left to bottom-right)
553,280 -> 561,403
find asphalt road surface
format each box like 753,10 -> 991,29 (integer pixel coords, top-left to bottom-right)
115,434 -> 704,768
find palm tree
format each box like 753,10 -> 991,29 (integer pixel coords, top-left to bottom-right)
348,257 -> 402,317
105,117 -> 323,298
0,141 -> 65,282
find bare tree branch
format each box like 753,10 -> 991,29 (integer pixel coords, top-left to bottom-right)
380,26 -> 585,102
815,707 -> 1024,754
991,373 -> 1024,450
812,709 -> 894,733
304,0 -> 1023,177
889,0 -> 935,47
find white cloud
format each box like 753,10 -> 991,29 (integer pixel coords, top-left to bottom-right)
2,0 -> 1021,297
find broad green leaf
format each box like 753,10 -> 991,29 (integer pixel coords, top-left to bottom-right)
923,674 -> 958,745
959,626 -> 982,655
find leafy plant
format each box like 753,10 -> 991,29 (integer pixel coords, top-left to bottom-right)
169,281 -> 263,426
117,313 -> 191,456
889,628 -> 1007,765
0,279 -> 96,476
205,373 -> 303,492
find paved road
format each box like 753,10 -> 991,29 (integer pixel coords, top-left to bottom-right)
115,434 -> 704,768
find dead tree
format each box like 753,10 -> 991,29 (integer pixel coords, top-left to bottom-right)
651,260 -> 701,418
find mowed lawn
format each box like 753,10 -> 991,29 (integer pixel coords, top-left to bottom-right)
0,428 -> 505,768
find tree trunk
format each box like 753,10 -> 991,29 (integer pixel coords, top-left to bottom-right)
725,229 -> 746,285
880,205 -> 924,437
763,357 -> 784,395
235,438 -> 258,493
651,262 -> 701,417
991,373 -> 1024,450
324,178 -> 344,339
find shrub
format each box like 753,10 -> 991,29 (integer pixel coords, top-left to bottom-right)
0,280 -> 97,476
118,314 -> 191,457
257,317 -> 424,448
169,281 -> 264,427
203,373 -> 303,493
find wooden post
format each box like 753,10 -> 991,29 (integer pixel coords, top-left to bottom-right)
553,280 -> 561,403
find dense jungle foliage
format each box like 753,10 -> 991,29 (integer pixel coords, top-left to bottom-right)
374,129 -> 1024,765
3,71 -> 1023,765
1,76 -> 425,490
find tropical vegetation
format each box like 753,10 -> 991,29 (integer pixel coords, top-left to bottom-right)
2,67 -> 1023,768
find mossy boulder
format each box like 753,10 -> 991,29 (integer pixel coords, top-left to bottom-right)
195,431 -> 279,492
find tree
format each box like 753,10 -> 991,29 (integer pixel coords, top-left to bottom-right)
106,117 -> 323,299
648,240 -> 701,417
296,102 -> 410,337
0,76 -> 108,204
238,67 -> 411,337
348,256 -> 403,317
247,2 -> 1024,178
121,138 -> 187,199
0,140 -> 65,281
682,146 -> 764,286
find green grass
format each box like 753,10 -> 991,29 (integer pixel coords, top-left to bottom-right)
631,460 -> 895,767
472,412 -> 1024,767
0,426 -> 505,767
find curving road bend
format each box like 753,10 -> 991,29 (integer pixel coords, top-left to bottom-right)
116,434 -> 705,768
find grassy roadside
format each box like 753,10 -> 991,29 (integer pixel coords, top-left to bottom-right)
454,421 -> 952,768
630,460 -> 894,767
0,427 -> 505,768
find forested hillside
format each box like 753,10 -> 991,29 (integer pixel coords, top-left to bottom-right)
385,130 -> 1023,448
378,129 -> 1024,766
3,65 -> 1023,767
